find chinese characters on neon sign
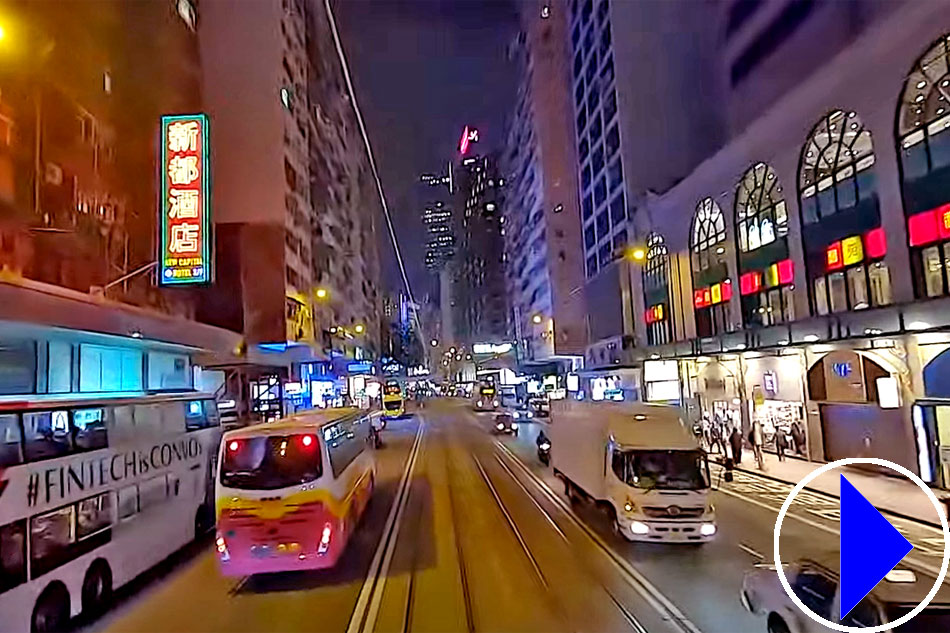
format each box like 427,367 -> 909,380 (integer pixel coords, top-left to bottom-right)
159,114 -> 211,285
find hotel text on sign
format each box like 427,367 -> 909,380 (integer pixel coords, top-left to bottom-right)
160,114 -> 211,285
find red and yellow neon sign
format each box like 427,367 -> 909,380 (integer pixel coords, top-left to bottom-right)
160,114 -> 211,285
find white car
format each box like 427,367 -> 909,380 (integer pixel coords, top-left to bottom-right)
741,555 -> 950,632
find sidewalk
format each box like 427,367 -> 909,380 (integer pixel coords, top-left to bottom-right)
713,450 -> 949,529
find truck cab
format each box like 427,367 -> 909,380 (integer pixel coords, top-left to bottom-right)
550,400 -> 716,543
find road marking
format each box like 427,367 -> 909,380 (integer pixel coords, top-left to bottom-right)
493,440 -> 703,633
737,543 -> 763,560
716,482 -> 949,581
347,418 -> 425,633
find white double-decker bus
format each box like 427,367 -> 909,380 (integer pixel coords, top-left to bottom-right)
0,392 -> 222,632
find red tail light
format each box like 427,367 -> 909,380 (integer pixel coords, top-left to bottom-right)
301,434 -> 314,447
228,440 -> 240,452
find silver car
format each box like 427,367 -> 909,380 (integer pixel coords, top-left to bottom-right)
741,555 -> 950,632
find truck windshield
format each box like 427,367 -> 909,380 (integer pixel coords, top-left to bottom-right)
612,449 -> 709,490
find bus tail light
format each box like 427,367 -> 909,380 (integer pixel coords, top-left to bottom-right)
318,523 -> 332,554
301,434 -> 314,448
228,440 -> 240,452
215,534 -> 230,560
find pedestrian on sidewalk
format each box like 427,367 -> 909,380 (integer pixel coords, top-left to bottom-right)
775,426 -> 788,462
729,424 -> 743,464
709,420 -> 725,455
752,420 -> 766,471
791,420 -> 805,456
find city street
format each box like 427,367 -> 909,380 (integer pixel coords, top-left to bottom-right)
82,398 -> 944,633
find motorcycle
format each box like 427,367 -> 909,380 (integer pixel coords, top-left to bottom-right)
537,431 -> 551,466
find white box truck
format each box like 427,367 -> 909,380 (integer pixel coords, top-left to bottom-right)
550,399 -> 716,543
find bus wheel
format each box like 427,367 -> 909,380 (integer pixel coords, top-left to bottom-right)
81,559 -> 113,618
32,582 -> 70,633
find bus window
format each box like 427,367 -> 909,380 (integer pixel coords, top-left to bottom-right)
0,519 -> 26,592
0,414 -> 22,467
221,434 -> 322,490
30,505 -> 74,577
185,400 -> 214,430
203,399 -> 221,427
326,419 -> 364,478
72,408 -> 107,452
22,411 -> 71,462
76,493 -> 112,539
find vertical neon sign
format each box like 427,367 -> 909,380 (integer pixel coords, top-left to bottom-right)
159,114 -> 211,285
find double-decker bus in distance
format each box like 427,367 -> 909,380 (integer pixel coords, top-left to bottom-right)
382,380 -> 404,420
214,408 -> 375,576
0,393 -> 221,633
473,383 -> 499,412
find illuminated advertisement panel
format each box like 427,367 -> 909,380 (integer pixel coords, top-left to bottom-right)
159,114 -> 211,285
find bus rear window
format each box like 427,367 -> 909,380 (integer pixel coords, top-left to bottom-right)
384,400 -> 401,411
221,434 -> 322,490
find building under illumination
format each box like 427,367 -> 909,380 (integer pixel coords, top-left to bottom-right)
572,0 -> 950,488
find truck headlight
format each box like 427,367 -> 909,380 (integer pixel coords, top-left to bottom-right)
630,521 -> 649,535
623,501 -> 635,513
700,523 -> 717,536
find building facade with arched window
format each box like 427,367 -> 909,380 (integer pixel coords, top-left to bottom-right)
689,198 -> 734,338
735,163 -> 795,327
642,232 -> 673,346
623,5 -> 950,484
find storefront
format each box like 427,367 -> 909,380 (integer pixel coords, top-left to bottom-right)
642,360 -> 680,403
805,349 -> 915,471
742,352 -> 808,457
684,357 -> 743,426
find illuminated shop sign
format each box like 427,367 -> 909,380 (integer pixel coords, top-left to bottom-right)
159,114 -> 211,285
824,228 -> 886,272
742,259 -> 795,295
693,280 -> 732,309
472,343 -> 512,354
908,203 -> 950,247
644,303 -> 665,324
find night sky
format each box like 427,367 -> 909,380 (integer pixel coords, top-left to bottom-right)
337,0 -> 520,302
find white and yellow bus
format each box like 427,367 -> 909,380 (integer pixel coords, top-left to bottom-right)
0,392 -> 222,633
214,408 -> 375,576
381,381 -> 404,421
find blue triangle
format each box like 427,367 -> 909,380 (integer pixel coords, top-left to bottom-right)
839,475 -> 913,619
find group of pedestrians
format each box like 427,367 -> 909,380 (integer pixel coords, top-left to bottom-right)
695,411 -> 806,472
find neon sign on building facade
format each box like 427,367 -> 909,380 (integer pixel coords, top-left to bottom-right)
159,114 -> 212,285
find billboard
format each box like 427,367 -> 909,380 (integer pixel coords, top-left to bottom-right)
159,114 -> 211,285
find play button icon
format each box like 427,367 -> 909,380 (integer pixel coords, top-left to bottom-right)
839,475 -> 914,619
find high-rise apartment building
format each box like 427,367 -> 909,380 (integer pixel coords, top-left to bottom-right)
503,1 -> 587,363
454,152 -> 509,344
566,0 -> 725,364
198,0 -> 381,360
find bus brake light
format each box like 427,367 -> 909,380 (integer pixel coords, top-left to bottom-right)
318,523 -> 332,554
301,435 -> 314,447
228,440 -> 240,452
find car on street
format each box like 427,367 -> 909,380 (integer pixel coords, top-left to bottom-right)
511,402 -> 534,421
741,555 -> 950,632
492,412 -> 519,436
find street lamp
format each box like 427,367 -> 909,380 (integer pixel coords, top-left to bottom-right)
430,339 -> 438,347
531,314 -> 543,325
316,287 -> 328,299
630,247 -> 646,262
354,324 -> 365,334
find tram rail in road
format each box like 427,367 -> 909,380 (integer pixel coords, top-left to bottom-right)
347,420 -> 426,633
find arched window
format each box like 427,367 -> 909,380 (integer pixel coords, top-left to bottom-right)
690,198 -> 732,338
798,111 -> 890,316
734,163 -> 795,327
898,34 -> 950,298
799,110 -> 876,224
642,232 -> 672,346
